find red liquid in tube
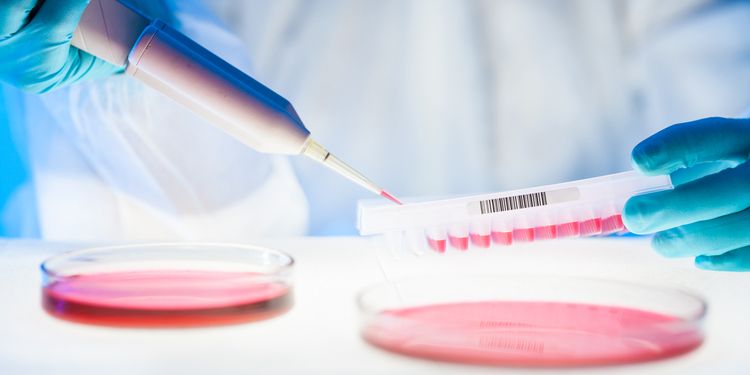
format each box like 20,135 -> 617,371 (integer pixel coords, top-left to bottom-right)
580,218 -> 603,236
449,236 -> 469,250
513,228 -> 535,243
534,225 -> 557,241
470,233 -> 491,248
557,222 -> 580,238
491,231 -> 513,246
427,237 -> 447,253
601,214 -> 625,235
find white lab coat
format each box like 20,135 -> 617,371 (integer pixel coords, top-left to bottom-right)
3,0 -> 750,239
1,0 -> 309,241
207,0 -> 750,234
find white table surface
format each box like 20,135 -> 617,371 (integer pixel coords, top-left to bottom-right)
0,236 -> 748,375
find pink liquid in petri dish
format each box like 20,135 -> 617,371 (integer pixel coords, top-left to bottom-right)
470,233 -> 491,248
601,214 -> 625,235
491,231 -> 513,246
363,301 -> 703,367
513,228 -> 535,243
427,237 -> 447,253
534,225 -> 557,241
557,222 -> 580,238
580,218 -> 603,236
449,236 -> 469,251
43,270 -> 292,327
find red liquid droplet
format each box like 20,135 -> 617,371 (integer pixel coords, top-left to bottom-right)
601,214 -> 625,235
449,236 -> 469,251
491,231 -> 513,246
557,222 -> 580,238
380,190 -> 402,205
363,301 -> 703,367
580,218 -> 603,236
43,270 -> 292,327
534,225 -> 557,240
470,233 -> 491,248
513,228 -> 535,242
427,237 -> 447,253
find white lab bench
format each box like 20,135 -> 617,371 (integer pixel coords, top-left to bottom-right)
0,236 -> 748,374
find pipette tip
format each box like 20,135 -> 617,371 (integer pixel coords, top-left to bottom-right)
380,190 -> 403,205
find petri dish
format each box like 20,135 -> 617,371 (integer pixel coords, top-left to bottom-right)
358,275 -> 705,367
41,243 -> 293,327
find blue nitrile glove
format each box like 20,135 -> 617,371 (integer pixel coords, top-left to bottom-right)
623,117 -> 750,272
0,0 -> 122,93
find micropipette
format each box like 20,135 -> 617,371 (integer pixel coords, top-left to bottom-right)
70,0 -> 400,204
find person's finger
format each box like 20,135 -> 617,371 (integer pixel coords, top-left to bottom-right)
649,207 -> 750,258
26,48 -> 122,93
631,117 -> 750,175
64,48 -> 124,81
669,160 -> 740,186
28,0 -> 92,41
0,0 -> 39,40
695,246 -> 750,272
623,161 -> 750,234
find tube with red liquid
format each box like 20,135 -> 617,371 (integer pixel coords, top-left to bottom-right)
357,171 -> 672,253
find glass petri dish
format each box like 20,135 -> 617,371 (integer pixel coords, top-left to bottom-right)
41,243 -> 293,328
357,275 -> 706,367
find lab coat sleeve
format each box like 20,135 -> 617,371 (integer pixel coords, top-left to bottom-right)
16,0 -> 309,241
630,0 -> 750,129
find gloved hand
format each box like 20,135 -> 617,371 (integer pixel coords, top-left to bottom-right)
623,117 -> 750,272
0,0 -> 122,93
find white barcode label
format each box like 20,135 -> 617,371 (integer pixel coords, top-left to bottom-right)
467,187 -> 580,215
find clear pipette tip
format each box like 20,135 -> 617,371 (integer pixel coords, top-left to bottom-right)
302,138 -> 402,205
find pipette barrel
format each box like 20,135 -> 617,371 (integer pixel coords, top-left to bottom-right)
72,0 -> 397,202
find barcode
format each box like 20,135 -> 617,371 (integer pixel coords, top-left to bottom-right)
478,192 -> 548,214
467,187 -> 580,216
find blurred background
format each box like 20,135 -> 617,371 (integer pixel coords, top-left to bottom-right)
208,0 -> 750,234
2,0 -> 750,238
